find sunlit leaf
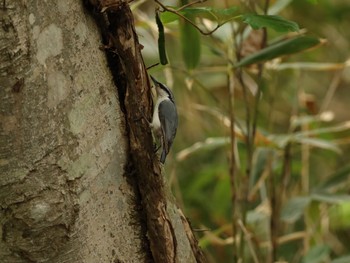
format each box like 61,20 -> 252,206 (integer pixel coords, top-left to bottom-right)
302,244 -> 330,263
155,11 -> 168,65
281,197 -> 311,223
236,36 -> 321,67
242,14 -> 299,32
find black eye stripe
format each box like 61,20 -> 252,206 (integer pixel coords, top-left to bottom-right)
159,83 -> 175,102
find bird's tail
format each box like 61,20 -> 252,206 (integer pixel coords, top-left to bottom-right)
160,149 -> 167,164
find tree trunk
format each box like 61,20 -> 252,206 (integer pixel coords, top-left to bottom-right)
0,1 -> 205,262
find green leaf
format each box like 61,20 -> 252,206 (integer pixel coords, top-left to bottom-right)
272,61 -> 350,71
180,17 -> 201,70
250,148 -> 276,189
208,6 -> 239,22
243,14 -> 299,32
302,244 -> 330,263
311,193 -> 350,204
155,11 -> 168,65
160,11 -> 179,24
281,196 -> 311,223
294,121 -> 350,137
235,36 -> 321,67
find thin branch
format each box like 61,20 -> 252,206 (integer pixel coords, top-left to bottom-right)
228,59 -> 238,262
225,0 -> 240,260
154,0 -> 224,36
320,70 -> 342,112
238,219 -> 260,263
147,62 -> 159,70
177,0 -> 207,11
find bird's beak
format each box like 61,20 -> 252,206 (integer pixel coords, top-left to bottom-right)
150,75 -> 159,87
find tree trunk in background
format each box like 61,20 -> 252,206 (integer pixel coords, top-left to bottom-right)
0,1 -> 203,262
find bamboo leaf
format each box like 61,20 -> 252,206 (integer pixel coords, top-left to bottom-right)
180,18 -> 201,69
236,36 -> 321,67
243,14 -> 299,32
272,60 -> 350,71
294,121 -> 350,137
311,193 -> 350,204
160,11 -> 179,24
294,137 -> 341,153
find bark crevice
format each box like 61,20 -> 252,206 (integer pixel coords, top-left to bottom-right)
83,1 -> 179,262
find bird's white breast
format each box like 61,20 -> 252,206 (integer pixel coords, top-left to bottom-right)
151,97 -> 168,131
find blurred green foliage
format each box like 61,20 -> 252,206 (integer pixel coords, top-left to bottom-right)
133,0 -> 350,262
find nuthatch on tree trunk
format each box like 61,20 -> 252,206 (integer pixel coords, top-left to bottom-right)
150,76 -> 178,164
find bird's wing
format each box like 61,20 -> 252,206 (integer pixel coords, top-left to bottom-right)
158,100 -> 178,160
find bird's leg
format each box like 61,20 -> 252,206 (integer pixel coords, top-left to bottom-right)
136,108 -> 161,152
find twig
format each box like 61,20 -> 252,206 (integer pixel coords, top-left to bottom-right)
320,71 -> 342,112
154,0 -> 224,36
237,219 -> 260,263
193,228 -> 211,232
147,62 -> 159,70
177,0 -> 207,11
224,1 -> 241,259
228,59 -> 238,262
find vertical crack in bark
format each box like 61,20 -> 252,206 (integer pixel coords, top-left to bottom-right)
83,1 -> 181,262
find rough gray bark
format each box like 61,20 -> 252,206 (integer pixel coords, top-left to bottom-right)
0,1 -> 147,262
0,1 -> 205,262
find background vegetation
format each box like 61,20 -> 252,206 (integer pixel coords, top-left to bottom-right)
133,0 -> 350,262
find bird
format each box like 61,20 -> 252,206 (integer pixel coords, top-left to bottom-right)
150,75 -> 178,164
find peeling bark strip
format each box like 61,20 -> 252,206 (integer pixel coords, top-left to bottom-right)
83,1 -> 179,262
178,209 -> 207,262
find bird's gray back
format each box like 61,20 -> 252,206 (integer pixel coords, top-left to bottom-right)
158,99 -> 178,143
